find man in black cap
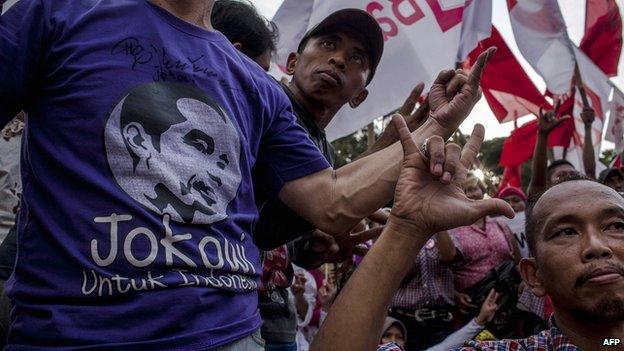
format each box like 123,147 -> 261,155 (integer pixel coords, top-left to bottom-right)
254,9 -> 391,350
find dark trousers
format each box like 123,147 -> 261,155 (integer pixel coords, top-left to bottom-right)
264,341 -> 297,351
388,311 -> 454,351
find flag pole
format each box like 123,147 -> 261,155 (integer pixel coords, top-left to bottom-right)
573,61 -> 590,108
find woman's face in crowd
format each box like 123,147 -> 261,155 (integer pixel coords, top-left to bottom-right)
504,194 -> 526,213
463,178 -> 484,201
381,325 -> 405,348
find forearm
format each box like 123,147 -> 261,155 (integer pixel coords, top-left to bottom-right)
279,118 -> 452,236
436,231 -> 457,263
583,126 -> 596,179
528,132 -> 548,199
310,221 -> 431,351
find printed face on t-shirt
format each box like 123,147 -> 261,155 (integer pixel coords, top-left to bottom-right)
104,82 -> 242,224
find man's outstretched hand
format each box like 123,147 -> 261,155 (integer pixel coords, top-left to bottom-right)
427,47 -> 496,137
388,114 -> 514,236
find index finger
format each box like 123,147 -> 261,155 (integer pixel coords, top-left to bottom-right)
398,82 -> 425,117
554,99 -> 561,115
460,124 -> 485,168
467,47 -> 496,86
392,114 -> 419,156
485,289 -> 497,303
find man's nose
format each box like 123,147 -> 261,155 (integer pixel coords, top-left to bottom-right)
581,229 -> 614,263
328,51 -> 347,70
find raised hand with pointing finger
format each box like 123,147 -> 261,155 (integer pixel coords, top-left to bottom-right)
427,47 -> 496,137
388,114 -> 514,237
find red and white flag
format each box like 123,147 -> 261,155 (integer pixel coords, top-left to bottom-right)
507,0 -> 576,95
271,0 -> 492,140
559,48 -> 613,174
580,0 -> 622,77
606,88 -> 624,153
499,113 -> 574,168
465,26 -> 548,123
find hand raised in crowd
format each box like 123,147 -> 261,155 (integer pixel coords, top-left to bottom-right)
318,279 -> 337,312
427,47 -> 496,137
291,273 -> 307,297
455,292 -> 477,314
388,114 -> 514,237
378,83 -> 429,144
475,289 -> 500,326
580,106 -> 595,127
358,83 -> 429,158
538,101 -> 569,134
303,225 -> 383,264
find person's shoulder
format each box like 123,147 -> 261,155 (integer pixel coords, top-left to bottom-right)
227,50 -> 287,105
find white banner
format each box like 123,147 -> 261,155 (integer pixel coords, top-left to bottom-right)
271,0 -> 491,141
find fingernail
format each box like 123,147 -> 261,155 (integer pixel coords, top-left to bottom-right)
442,172 -> 451,182
434,164 -> 443,175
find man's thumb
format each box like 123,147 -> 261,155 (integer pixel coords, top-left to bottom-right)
473,198 -> 514,220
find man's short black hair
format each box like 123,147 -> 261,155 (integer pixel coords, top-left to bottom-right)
212,0 -> 278,60
120,83 -> 226,169
546,159 -> 575,181
525,173 -> 595,257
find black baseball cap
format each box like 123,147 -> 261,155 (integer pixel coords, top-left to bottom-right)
297,9 -> 384,85
599,167 -> 622,184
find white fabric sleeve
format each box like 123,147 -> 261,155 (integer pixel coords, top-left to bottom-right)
292,266 -> 316,327
425,318 -> 483,351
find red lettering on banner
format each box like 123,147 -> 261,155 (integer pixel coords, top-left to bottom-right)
390,0 -> 425,26
366,2 -> 399,41
425,0 -> 472,32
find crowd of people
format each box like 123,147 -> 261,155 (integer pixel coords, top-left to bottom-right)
0,0 -> 622,350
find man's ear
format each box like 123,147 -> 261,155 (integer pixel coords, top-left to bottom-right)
519,257 -> 547,297
286,52 -> 298,76
232,42 -> 243,52
349,89 -> 369,109
122,122 -> 153,160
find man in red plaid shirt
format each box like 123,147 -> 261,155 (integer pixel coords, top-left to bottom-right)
309,159 -> 623,350
454,176 -> 624,350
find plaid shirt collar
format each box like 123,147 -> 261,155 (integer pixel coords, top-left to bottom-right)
459,315 -> 581,351
547,316 -> 581,350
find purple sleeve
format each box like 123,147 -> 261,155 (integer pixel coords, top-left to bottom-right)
254,105 -> 330,196
0,0 -> 49,126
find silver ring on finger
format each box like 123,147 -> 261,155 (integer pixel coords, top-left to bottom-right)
420,138 -> 431,159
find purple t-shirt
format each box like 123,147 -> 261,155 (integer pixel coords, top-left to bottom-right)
0,0 -> 330,349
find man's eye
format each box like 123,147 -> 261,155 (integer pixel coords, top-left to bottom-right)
553,228 -> 577,238
606,222 -> 624,231
184,138 -> 209,154
321,41 -> 334,49
351,55 -> 362,63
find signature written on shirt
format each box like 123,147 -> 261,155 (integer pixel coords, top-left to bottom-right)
111,37 -> 230,87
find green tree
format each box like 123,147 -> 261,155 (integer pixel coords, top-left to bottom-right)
331,128 -> 370,168
600,149 -> 616,167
